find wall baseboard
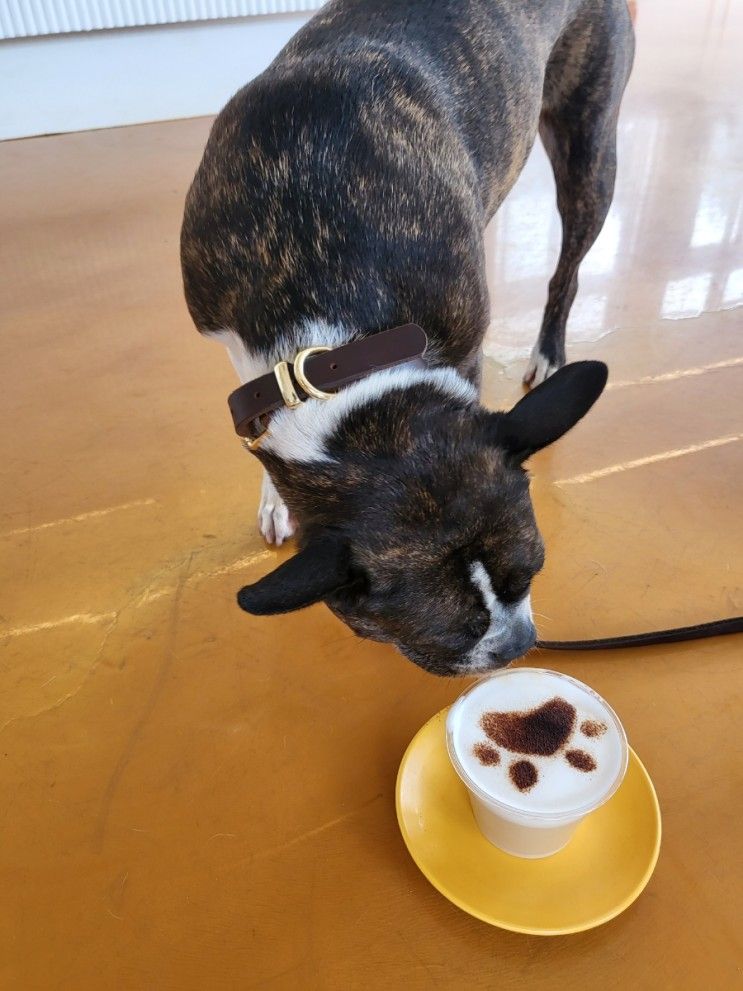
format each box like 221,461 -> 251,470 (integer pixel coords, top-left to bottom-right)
0,14 -> 311,140
0,0 -> 323,39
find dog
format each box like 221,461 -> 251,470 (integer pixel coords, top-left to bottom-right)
180,0 -> 634,676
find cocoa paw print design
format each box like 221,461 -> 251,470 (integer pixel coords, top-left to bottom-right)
473,697 -> 607,792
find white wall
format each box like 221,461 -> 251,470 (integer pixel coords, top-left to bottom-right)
0,13 -> 312,140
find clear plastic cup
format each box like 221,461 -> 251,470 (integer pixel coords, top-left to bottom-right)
446,668 -> 628,858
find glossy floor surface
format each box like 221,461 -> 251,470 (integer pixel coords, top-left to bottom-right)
1,1 -> 741,987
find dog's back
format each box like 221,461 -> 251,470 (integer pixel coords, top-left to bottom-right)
181,0 -> 631,374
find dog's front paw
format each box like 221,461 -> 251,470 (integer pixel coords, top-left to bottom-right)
523,345 -> 562,388
258,473 -> 296,546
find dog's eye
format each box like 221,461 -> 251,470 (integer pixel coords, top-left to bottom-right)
500,573 -> 531,604
464,611 -> 490,640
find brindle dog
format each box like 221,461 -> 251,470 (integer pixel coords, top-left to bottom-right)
181,0 -> 634,675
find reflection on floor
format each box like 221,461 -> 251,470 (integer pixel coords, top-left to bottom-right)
0,0 -> 741,987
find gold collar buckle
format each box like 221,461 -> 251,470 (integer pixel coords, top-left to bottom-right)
293,346 -> 335,400
239,346 -> 336,453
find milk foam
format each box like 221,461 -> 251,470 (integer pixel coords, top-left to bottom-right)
447,669 -> 627,819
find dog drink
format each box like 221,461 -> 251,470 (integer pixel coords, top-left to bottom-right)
446,668 -> 628,857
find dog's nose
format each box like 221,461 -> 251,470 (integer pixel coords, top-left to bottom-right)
491,624 -> 537,665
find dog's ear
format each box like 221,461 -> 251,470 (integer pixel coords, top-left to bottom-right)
492,361 -> 608,463
237,534 -> 352,615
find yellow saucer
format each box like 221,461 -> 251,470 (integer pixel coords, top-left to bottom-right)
396,708 -> 661,936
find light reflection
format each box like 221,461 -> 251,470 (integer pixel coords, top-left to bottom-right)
499,191 -> 556,282
582,209 -> 621,276
483,294 -> 613,367
482,37 -> 742,352
620,115 -> 661,259
729,199 -> 742,244
661,273 -> 713,319
722,267 -> 743,305
690,188 -> 728,247
569,293 -> 609,332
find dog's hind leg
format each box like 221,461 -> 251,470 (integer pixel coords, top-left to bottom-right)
524,1 -> 634,386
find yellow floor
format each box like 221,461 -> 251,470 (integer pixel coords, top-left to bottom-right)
1,1 -> 741,986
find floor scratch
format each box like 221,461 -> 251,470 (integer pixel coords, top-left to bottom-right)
0,612 -> 120,734
93,554 -> 194,852
2,548 -> 274,641
2,611 -> 117,639
222,793 -> 383,872
556,434 -> 741,486
606,355 -> 743,391
1,498 -> 156,538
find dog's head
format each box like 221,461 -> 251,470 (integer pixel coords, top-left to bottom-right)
237,362 -> 607,676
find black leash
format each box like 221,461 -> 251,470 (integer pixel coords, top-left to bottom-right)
536,615 -> 743,651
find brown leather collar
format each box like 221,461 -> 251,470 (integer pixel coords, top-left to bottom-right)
228,323 -> 428,449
